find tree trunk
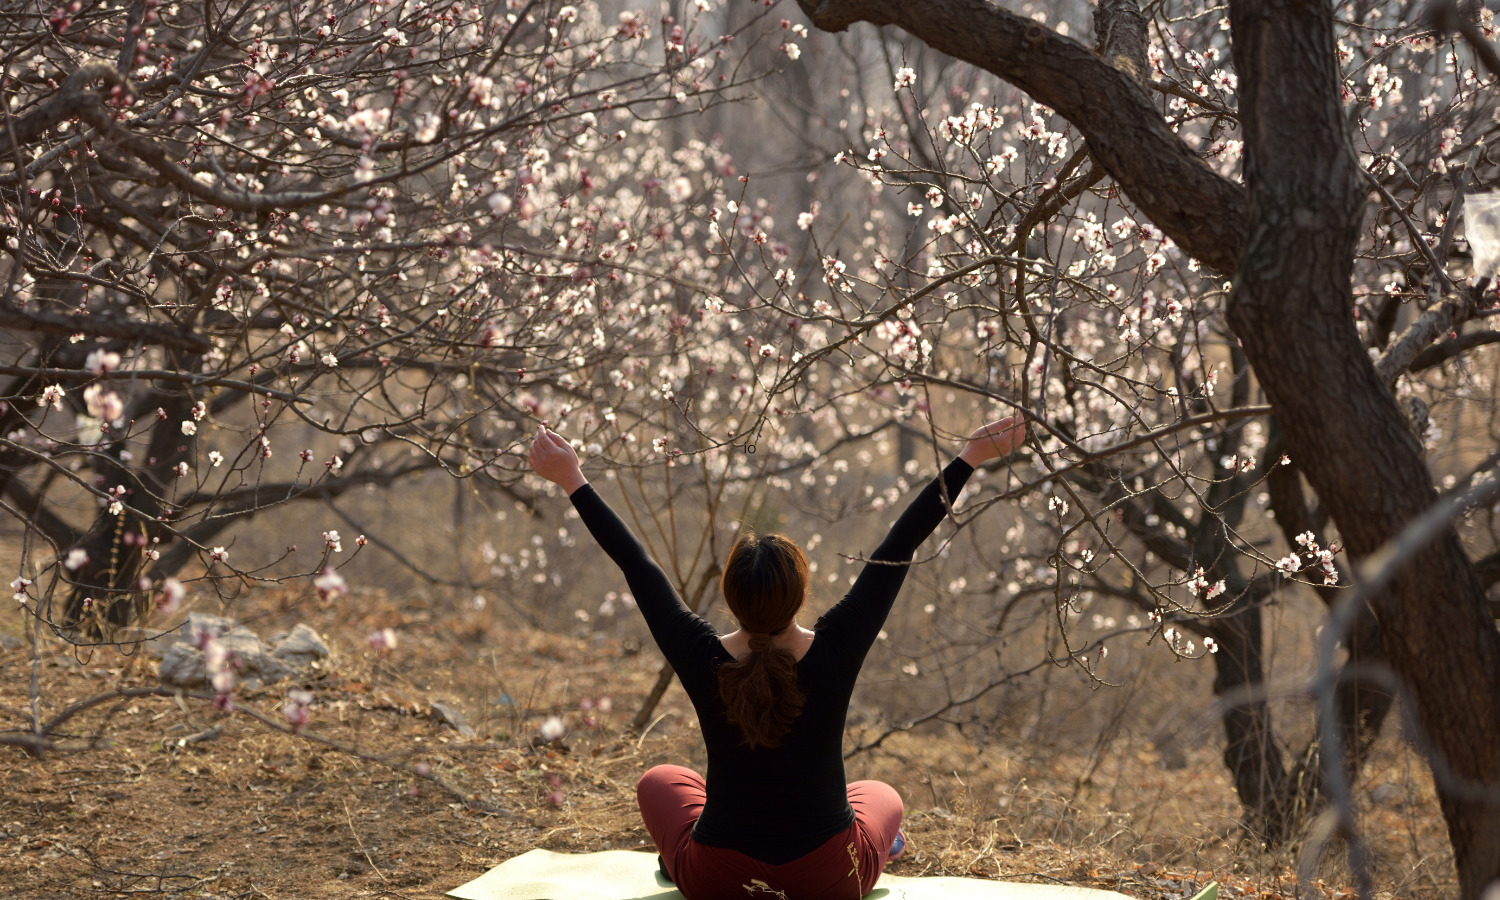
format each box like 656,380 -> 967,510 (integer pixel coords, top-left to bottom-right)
1262,423 -> 1397,845
1208,593 -> 1289,843
64,352 -> 199,631
1228,5 -> 1500,896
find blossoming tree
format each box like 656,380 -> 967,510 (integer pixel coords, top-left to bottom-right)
7,0 -> 1500,891
773,0 -> 1500,893
0,0 -> 785,634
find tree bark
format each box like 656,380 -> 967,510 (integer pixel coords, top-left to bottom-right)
62,357 -> 199,631
1263,422 -> 1397,844
1227,5 -> 1500,896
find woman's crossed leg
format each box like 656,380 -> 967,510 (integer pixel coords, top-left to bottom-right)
637,764 -> 903,900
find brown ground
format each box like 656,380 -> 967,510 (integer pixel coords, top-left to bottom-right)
1,586 -> 1454,900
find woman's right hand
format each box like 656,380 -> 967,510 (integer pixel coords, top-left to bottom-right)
528,425 -> 588,494
958,416 -> 1026,466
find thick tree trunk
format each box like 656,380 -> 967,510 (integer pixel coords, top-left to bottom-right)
1228,5 -> 1500,897
1263,424 -> 1397,844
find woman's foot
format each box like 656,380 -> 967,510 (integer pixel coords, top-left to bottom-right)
888,829 -> 906,862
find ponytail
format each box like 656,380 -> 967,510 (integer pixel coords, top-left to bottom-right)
718,643 -> 806,749
717,533 -> 809,749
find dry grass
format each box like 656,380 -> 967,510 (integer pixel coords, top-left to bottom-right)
0,584 -> 1454,900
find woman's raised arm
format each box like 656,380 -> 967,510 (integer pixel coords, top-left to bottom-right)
527,426 -> 715,669
870,415 -> 1026,562
818,416 -> 1026,656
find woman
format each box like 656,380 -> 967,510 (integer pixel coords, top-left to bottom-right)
528,416 -> 1024,899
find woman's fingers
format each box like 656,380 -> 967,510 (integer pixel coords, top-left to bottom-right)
966,415 -> 1025,458
999,417 -> 1026,451
529,425 -> 581,481
531,427 -> 578,469
974,418 -> 1013,440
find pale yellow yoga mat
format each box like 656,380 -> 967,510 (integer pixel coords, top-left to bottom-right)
447,848 -> 1216,900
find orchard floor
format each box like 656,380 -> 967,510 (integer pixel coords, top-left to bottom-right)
1,587 -> 1454,900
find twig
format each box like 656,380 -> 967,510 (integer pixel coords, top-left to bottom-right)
343,799 -> 389,884
1430,2 -> 1500,80
634,711 -> 674,750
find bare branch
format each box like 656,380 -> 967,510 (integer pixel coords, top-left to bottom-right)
794,0 -> 1247,273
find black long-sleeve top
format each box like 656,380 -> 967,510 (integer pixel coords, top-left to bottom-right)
569,458 -> 974,864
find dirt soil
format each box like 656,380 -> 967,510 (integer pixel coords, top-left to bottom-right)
1,586 -> 1454,900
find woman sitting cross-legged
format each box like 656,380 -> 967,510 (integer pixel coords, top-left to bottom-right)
527,416 -> 1025,900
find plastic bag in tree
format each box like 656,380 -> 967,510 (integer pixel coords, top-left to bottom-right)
1466,192 -> 1500,280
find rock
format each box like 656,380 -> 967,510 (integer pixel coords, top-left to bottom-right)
182,612 -> 238,639
231,648 -> 293,691
270,624 -> 329,667
157,613 -> 329,690
0,633 -> 25,651
157,642 -> 208,688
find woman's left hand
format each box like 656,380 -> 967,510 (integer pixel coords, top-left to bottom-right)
528,425 -> 588,494
958,416 -> 1026,466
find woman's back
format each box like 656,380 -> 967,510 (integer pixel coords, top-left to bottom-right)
674,626 -> 867,861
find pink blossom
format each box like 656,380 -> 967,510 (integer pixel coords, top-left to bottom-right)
284,688 -> 314,730
85,350 -> 120,374
37,385 -> 64,410
314,567 -> 348,602
367,627 -> 397,652
156,578 -> 186,615
82,384 -> 123,422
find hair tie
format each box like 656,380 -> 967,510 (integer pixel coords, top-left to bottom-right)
747,631 -> 772,653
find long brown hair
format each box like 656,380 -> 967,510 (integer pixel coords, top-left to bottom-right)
717,533 -> 808,749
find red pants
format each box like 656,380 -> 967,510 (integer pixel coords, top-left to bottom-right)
636,764 -> 902,900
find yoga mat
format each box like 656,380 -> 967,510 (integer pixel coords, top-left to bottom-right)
448,848 -> 1219,900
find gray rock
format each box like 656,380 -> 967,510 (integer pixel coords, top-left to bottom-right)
231,645 -> 293,690
157,613 -> 326,690
157,641 -> 208,687
183,612 -> 238,639
270,623 -> 329,667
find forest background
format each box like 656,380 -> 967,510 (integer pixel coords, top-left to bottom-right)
3,0 -> 1500,897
